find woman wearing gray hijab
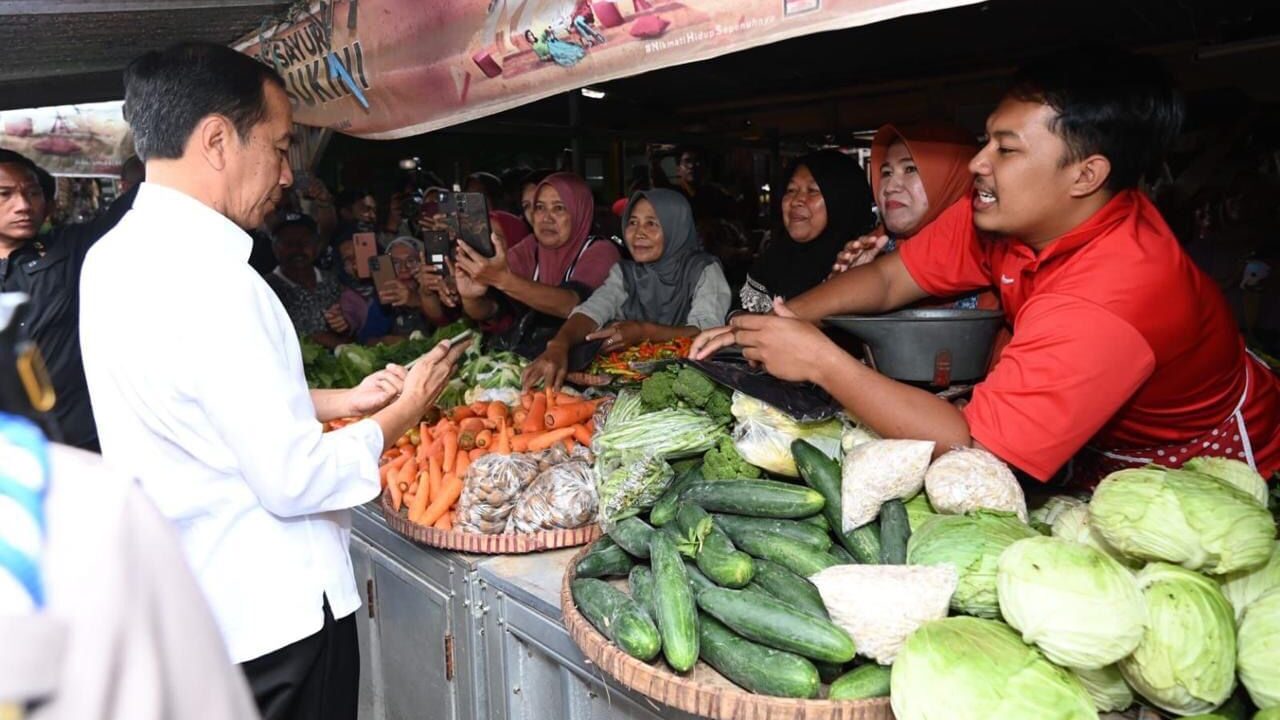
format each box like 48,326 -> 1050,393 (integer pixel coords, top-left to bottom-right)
522,189 -> 731,390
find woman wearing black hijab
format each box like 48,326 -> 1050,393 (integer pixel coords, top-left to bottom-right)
736,150 -> 875,315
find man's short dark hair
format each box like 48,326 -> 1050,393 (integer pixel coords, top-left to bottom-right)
123,41 -> 285,161
1008,47 -> 1184,192
0,149 -> 53,202
272,213 -> 318,243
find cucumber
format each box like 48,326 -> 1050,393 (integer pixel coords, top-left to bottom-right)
607,516 -> 655,558
571,578 -> 661,661
813,661 -> 848,684
713,514 -> 833,552
575,537 -> 635,578
698,612 -> 820,699
801,513 -> 832,533
731,529 -> 842,578
878,499 -> 910,565
681,479 -> 825,519
792,440 -> 843,531
628,565 -> 658,620
649,531 -> 700,672
842,525 -> 881,564
650,465 -> 702,527
684,559 -> 718,595
696,587 -> 856,664
750,558 -> 829,620
829,543 -> 855,564
676,504 -> 754,588
828,664 -> 892,700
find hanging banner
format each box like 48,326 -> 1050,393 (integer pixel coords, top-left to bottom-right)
0,101 -> 130,177
237,0 -> 981,140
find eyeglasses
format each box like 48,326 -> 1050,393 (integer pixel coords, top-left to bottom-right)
391,257 -> 421,272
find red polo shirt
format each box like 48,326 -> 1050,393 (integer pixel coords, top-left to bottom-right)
899,190 -> 1280,481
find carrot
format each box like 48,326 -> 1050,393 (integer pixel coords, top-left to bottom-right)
399,446 -> 413,458
545,386 -> 555,408
520,394 -> 533,410
407,469 -> 432,523
470,401 -> 490,418
585,417 -> 595,433
388,480 -> 403,512
510,430 -> 543,453
442,430 -> 459,474
395,434 -> 411,448
572,423 -> 592,446
527,426 -> 576,452
475,429 -> 493,449
458,417 -> 486,433
469,447 -> 487,461
449,405 -> 476,421
496,420 -> 511,455
434,511 -> 453,531
524,393 -> 548,434
420,474 -> 464,526
512,409 -> 528,428
554,391 -> 580,406
486,401 -> 509,424
433,417 -> 456,436
544,401 -> 598,430
428,455 -> 444,499
408,480 -> 420,495
419,436 -> 443,466
458,432 -> 477,452
455,450 -> 472,478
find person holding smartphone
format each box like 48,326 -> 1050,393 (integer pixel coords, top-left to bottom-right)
80,43 -> 469,720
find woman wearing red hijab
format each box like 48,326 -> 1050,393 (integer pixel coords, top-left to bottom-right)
452,172 -> 621,355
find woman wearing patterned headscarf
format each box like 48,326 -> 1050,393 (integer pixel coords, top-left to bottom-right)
522,189 -> 730,389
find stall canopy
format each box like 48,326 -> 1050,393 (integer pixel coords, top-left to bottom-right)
234,0 -> 984,140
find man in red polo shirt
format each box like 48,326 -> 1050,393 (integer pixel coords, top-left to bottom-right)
691,48 -> 1280,485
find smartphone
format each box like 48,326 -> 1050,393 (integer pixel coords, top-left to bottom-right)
421,230 -> 452,273
353,232 -> 377,279
369,255 -> 398,299
455,192 -> 495,258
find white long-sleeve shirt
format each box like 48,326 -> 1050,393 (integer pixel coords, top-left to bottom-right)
79,182 -> 383,662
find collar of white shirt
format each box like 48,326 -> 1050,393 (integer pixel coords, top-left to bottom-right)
132,182 -> 254,264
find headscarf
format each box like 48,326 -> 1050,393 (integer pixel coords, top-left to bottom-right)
489,210 -> 530,252
869,122 -> 975,238
618,189 -> 718,327
750,150 -> 874,300
507,172 -> 596,283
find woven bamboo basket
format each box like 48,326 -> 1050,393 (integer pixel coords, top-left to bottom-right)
561,546 -> 895,720
379,491 -> 601,554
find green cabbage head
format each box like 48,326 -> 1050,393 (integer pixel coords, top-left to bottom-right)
1182,456 -> 1269,506
1119,563 -> 1237,716
997,536 -> 1145,669
1070,665 -> 1133,713
1238,588 -> 1280,710
890,617 -> 1097,720
1090,467 -> 1275,574
1050,502 -> 1138,567
906,510 -> 1037,618
1219,540 -> 1280,624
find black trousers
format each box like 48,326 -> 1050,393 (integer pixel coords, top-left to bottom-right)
240,599 -> 359,720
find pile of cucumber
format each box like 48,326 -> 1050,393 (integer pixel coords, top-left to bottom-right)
568,441 -> 907,702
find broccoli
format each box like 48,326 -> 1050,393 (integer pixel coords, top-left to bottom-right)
673,366 -> 717,407
702,387 -> 733,425
702,437 -> 761,481
639,369 -> 679,410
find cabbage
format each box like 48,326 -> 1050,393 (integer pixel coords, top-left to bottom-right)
906,510 -> 1037,618
890,617 -> 1097,720
1119,563 -> 1237,715
996,536 -> 1145,669
729,393 -> 843,477
1257,708 -> 1280,720
1238,588 -> 1280,710
904,492 -> 936,533
1051,503 -> 1137,567
1030,494 -> 1086,527
1183,456 -> 1269,506
1219,541 -> 1280,623
1090,467 -> 1276,574
1070,665 -> 1133,713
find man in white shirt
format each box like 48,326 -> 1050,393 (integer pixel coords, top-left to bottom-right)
79,42 -> 464,720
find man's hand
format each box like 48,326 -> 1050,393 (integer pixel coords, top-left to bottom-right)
727,299 -> 835,383
586,321 -> 651,354
689,324 -> 738,361
401,339 -> 469,409
521,341 -> 569,392
417,212 -> 449,233
831,234 -> 890,276
348,364 -> 408,415
453,260 -> 489,300
378,279 -> 414,307
454,234 -> 510,289
416,264 -> 459,307
323,304 -> 351,334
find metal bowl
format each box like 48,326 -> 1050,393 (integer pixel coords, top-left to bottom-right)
824,309 -> 1005,385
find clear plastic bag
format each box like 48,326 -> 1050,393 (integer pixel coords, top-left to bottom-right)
506,460 -> 598,533
455,453 -> 541,534
730,392 -> 845,477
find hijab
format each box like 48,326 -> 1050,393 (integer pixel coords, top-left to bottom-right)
618,189 -> 718,327
507,172 -> 595,283
749,150 -> 875,300
869,122 -> 976,238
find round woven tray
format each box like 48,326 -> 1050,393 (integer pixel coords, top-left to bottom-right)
561,547 -> 895,720
379,491 -> 601,554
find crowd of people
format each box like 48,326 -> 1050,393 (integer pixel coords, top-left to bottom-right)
2,35 -> 1280,720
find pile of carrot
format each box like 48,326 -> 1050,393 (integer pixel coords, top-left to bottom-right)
375,389 -> 603,531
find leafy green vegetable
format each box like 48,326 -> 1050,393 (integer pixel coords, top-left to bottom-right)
906,510 -> 1037,618
638,365 -> 733,423
1070,665 -> 1133,713
1238,588 -> 1280,711
1219,541 -> 1280,623
597,452 -> 675,524
702,437 -> 762,481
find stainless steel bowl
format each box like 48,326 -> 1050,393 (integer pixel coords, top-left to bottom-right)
824,309 -> 1005,385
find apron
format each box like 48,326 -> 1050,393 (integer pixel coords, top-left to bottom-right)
1067,352 -> 1265,488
